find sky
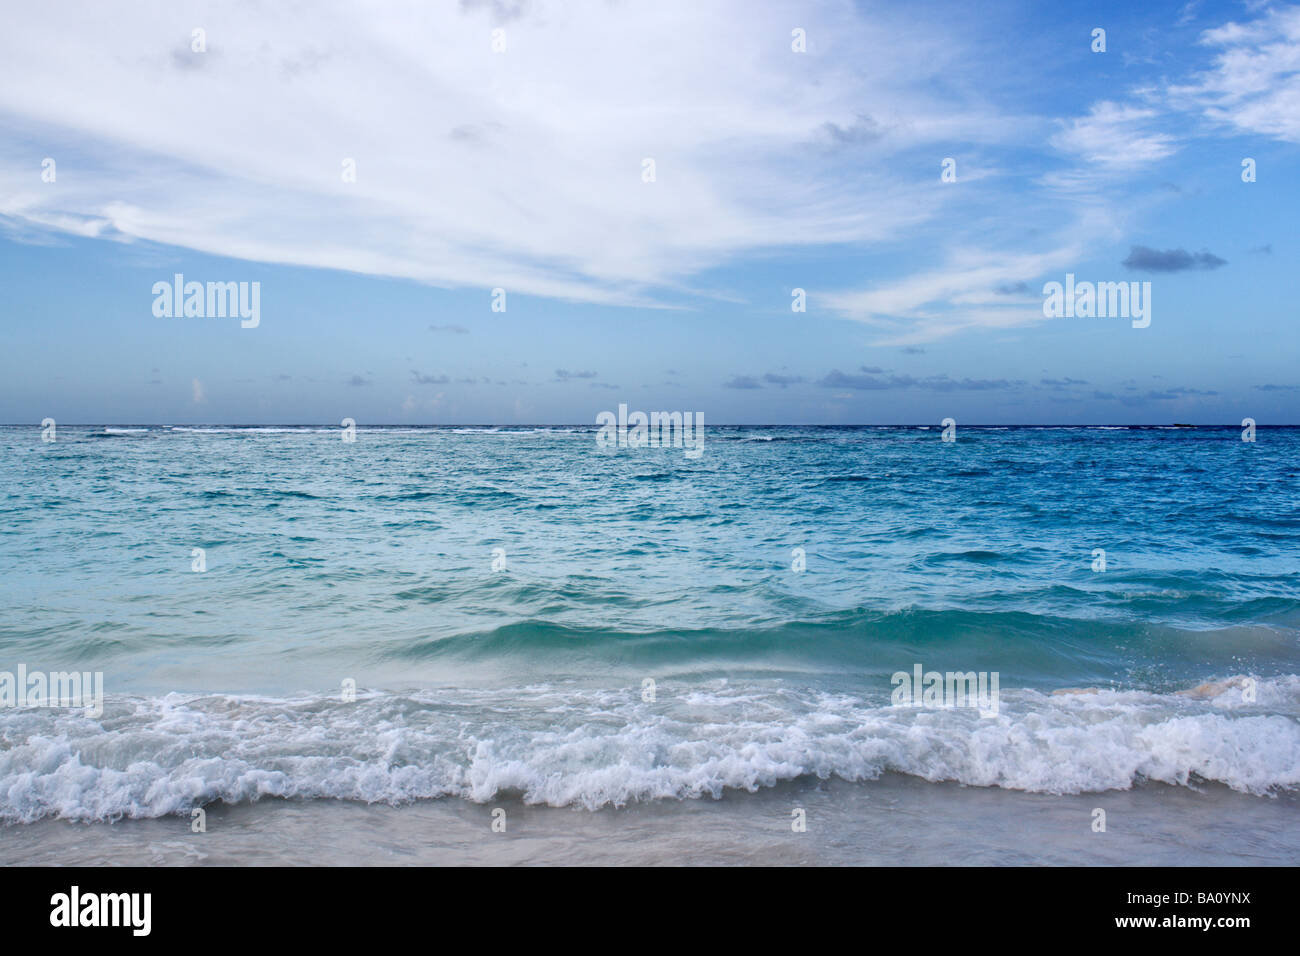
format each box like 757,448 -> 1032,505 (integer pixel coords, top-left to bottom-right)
0,0 -> 1296,425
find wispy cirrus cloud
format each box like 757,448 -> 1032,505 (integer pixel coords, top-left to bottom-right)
1048,101 -> 1178,168
0,0 -> 1008,309
0,0 -> 1288,376
815,2 -> 1297,347
1170,5 -> 1300,143
817,246 -> 1085,345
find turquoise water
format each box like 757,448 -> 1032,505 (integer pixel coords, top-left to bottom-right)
0,424 -> 1297,823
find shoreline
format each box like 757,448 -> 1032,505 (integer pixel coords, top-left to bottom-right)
4,775 -> 1295,867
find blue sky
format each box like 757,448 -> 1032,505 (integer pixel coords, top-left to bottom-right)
1,0 -> 1297,424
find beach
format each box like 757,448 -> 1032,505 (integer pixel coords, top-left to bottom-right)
1,425 -> 1297,865
6,775 -> 1295,866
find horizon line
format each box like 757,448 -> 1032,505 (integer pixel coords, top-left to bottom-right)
6,422 -> 1292,429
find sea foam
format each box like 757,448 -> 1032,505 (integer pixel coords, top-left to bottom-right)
1,677 -> 1296,823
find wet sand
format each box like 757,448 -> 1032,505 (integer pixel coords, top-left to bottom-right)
4,774 -> 1295,866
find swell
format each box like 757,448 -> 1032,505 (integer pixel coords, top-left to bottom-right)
384,606 -> 1300,684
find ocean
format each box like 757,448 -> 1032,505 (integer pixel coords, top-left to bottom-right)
1,424 -> 1297,865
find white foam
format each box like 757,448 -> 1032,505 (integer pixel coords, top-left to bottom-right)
168,426 -> 336,433
0,677 -> 1296,822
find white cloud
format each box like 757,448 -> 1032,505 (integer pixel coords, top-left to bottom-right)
1,0 -> 1274,352
1049,102 -> 1177,168
1171,5 -> 1300,143
0,0 -> 1006,307
818,245 -> 1086,345
813,4 -> 1297,347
